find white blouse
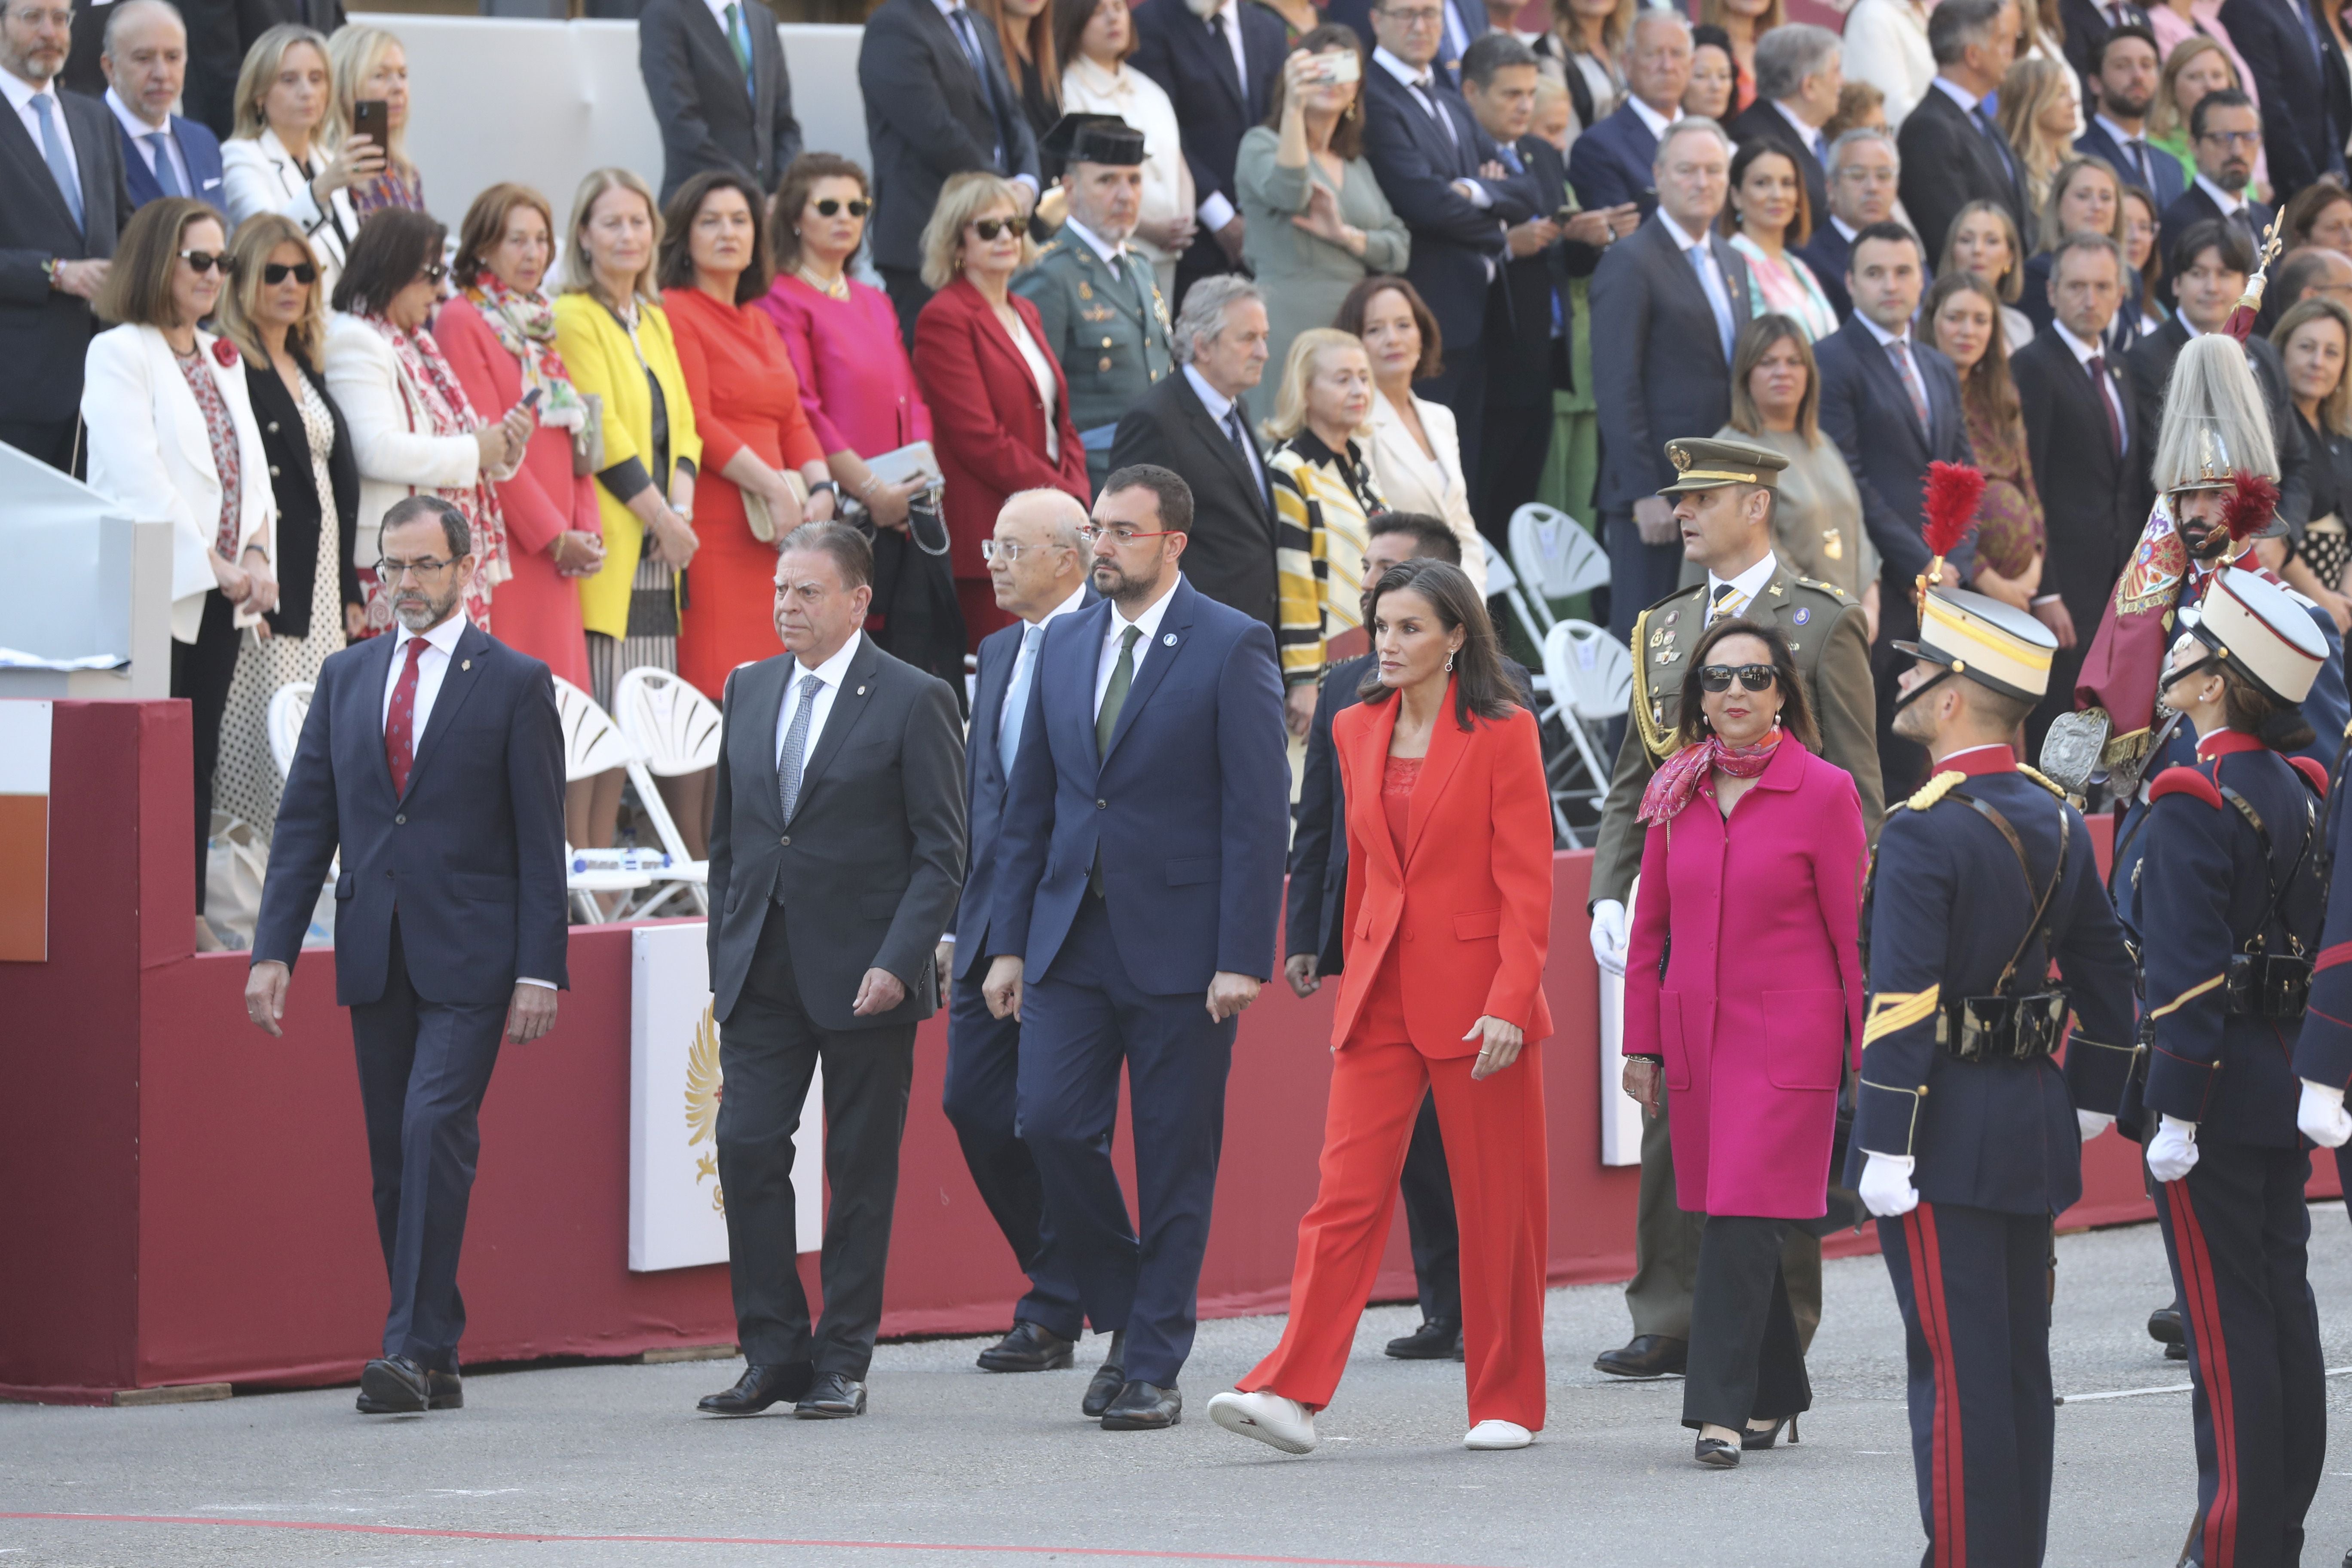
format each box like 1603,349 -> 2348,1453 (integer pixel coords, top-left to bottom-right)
1005,310 -> 1061,462
1061,55 -> 1196,298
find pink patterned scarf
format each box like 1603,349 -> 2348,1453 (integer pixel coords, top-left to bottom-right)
1636,729 -> 1782,825
359,312 -> 510,633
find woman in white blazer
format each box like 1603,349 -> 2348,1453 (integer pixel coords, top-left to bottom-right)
1337,276 -> 1488,591
82,199 -> 278,922
220,24 -> 380,288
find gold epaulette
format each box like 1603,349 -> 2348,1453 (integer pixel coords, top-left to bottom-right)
1795,576 -> 1854,602
1905,770 -> 1965,811
2016,764 -> 2067,799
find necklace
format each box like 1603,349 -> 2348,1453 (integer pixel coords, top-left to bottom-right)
797,263 -> 850,301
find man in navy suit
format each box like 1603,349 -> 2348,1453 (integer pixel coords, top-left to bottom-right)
1589,118 -> 1752,649
1896,0 -> 2026,266
1565,7 -> 1690,218
2058,0 -> 2149,99
2073,24 -> 2182,210
1797,126 -> 1902,322
1325,0 -> 1481,87
246,497 -> 569,1417
1131,0 -> 1285,299
1724,24 -> 1841,235
96,0 -> 221,211
1814,221 -> 1976,795
942,490 -> 1118,1385
2221,0 -> 2351,201
2157,89 -> 2276,298
982,463 -> 1289,1432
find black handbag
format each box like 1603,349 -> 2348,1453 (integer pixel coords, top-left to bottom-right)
849,492 -> 968,715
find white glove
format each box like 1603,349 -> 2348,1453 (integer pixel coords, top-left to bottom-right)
1589,899 -> 1628,977
2298,1079 -> 2352,1149
1858,1151 -> 1920,1218
2147,1114 -> 2200,1183
2077,1109 -> 2115,1142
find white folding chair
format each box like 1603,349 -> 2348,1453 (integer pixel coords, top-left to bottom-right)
610,667 -> 717,917
266,681 -> 315,781
1541,620 -> 1634,845
550,676 -> 656,924
1509,504 -> 1611,633
1484,548 -> 1553,681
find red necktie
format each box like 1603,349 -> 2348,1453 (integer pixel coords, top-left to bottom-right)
385,636 -> 427,797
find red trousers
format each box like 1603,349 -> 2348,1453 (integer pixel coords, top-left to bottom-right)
1238,965 -> 1550,1429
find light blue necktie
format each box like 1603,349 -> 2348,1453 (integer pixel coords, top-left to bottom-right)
146,132 -> 183,196
31,93 -> 83,230
998,622 -> 1043,770
1496,142 -> 1524,175
776,671 -> 823,824
1687,240 -> 1736,364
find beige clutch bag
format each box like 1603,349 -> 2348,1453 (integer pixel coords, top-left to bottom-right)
743,470 -> 812,543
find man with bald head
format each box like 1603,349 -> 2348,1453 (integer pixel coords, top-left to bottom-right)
945,488 -> 1111,1380
97,0 -> 222,211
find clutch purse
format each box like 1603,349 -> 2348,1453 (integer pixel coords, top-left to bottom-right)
742,470 -> 811,544
866,440 -> 942,492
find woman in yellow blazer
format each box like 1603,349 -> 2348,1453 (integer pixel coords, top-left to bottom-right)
553,167 -> 702,710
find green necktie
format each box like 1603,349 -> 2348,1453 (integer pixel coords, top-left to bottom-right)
723,2 -> 753,77
1096,625 -> 1141,757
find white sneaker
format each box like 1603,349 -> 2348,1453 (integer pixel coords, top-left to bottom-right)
1207,1389 -> 1319,1454
1464,1419 -> 1534,1450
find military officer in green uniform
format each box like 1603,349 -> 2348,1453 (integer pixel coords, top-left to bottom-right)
1586,435 -> 1888,1380
1014,113 -> 1176,493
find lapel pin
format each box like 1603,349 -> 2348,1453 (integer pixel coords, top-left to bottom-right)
1162,633 -> 1177,646
461,659 -> 471,670
857,685 -> 867,695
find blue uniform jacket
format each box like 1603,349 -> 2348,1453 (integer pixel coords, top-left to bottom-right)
1850,746 -> 2138,1215
2295,722 -> 2352,1090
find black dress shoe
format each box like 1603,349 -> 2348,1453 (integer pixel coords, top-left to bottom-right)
427,1369 -> 463,1411
977,1320 -> 1076,1373
1384,1318 -> 1464,1360
794,1371 -> 867,1418
1593,1334 -> 1687,1378
356,1356 -> 430,1414
1694,1435 -> 1740,1468
1100,1379 -> 1181,1430
2148,1305 -> 2185,1345
697,1362 -> 815,1415
1082,1332 -> 1127,1418
2165,1341 -> 2190,1360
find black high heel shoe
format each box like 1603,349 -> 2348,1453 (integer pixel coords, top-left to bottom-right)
1695,1435 -> 1741,1468
1741,1413 -> 1800,1450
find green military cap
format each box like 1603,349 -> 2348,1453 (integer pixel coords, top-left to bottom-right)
1658,435 -> 1790,496
1041,113 -> 1147,167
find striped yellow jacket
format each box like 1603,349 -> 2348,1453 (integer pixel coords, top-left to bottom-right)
1270,431 -> 1386,686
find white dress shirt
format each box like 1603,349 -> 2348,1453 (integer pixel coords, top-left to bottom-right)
2051,318 -> 2128,454
1856,311 -> 1933,422
1626,91 -> 1681,143
1061,214 -> 1128,270
1659,208 -> 1737,357
1189,0 -> 1254,232
105,86 -> 191,196
3,64 -> 80,197
775,629 -> 865,769
2194,171 -> 2249,217
1705,550 -> 1780,622
2094,113 -> 2158,188
1929,74 -> 1982,115
1374,45 -> 1459,150
1184,362 -> 1268,494
1095,578 -> 1182,717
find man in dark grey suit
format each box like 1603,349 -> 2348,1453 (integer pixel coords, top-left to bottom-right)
859,0 -> 1039,343
1724,24 -> 1840,238
1,0 -> 130,472
697,522 -> 966,1422
638,0 -> 801,204
1896,0 -> 2025,265
1589,117 -> 1752,649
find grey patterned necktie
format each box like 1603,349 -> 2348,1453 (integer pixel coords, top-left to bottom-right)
777,671 -> 824,824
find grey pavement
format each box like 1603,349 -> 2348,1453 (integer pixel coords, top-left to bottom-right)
4,1217 -> 2351,1568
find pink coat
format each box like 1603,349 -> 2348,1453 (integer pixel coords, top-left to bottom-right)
1621,736 -> 1868,1219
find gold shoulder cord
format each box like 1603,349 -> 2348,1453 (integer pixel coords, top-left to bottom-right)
1628,606 -> 1674,762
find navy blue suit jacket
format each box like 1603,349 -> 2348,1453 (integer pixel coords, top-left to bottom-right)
2219,0 -> 2351,199
989,576 -> 1289,994
252,622 -> 570,1008
1794,217 -> 1853,322
1588,213 -> 1754,513
1131,0 -> 1286,256
1564,100 -> 1661,218
2074,117 -> 2185,211
116,111 -> 225,212
1814,315 -> 1976,581
1359,62 -> 1534,351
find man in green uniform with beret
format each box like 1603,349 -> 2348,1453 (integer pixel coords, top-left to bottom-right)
1587,435 -> 1886,1379
1014,113 -> 1176,493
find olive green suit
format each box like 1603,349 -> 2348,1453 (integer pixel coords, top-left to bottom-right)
1011,229 -> 1174,494
1591,557 -> 1885,1349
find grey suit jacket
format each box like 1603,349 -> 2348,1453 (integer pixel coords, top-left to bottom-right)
640,0 -> 802,202
707,634 -> 967,1029
1589,214 -> 1754,513
0,85 -> 132,426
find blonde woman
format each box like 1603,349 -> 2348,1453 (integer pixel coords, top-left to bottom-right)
1535,0 -> 1632,138
2020,156 -> 2135,345
1268,327 -> 1386,736
1994,57 -> 2076,224
328,24 -> 426,220
553,168 -> 703,708
220,24 -> 371,284
1940,199 -> 2036,353
2150,36 -> 2263,195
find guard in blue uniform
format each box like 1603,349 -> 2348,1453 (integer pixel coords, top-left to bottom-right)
2125,568 -> 2331,1568
1851,588 -> 2138,1568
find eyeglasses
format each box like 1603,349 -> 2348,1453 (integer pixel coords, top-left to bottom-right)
260,260 -> 317,285
969,215 -> 1030,241
813,198 -> 870,217
377,556 -> 459,581
418,262 -> 449,284
1698,662 -> 1777,693
2198,129 -> 2261,149
980,538 -> 1057,563
1078,523 -> 1176,545
178,249 -> 224,273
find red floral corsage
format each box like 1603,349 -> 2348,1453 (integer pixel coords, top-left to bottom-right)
210,337 -> 239,368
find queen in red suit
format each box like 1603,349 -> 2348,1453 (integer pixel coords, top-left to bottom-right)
1209,559 -> 1553,1458
909,172 -> 1089,646
1622,616 -> 1866,1469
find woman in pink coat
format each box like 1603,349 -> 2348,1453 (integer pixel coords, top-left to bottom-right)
1622,616 -> 1867,1469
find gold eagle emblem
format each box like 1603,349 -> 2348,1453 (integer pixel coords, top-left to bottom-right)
685,1004 -> 725,1212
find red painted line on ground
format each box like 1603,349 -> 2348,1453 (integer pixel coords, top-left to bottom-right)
0,1513 -> 1497,1567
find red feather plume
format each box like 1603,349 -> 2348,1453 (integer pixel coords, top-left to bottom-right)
2223,469 -> 2281,542
1922,461 -> 1986,560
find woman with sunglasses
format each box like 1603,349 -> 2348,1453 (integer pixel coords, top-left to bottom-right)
82,198 -> 278,931
326,208 -> 534,634
1620,609 -> 1865,1469
209,214 -> 361,844
912,171 -> 1090,643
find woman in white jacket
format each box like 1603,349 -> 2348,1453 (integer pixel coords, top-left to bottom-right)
220,24 -> 381,289
83,198 -> 277,921
1335,275 -> 1488,591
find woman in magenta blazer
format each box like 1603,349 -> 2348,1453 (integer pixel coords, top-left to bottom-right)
910,172 -> 1089,646
1622,616 -> 1866,1469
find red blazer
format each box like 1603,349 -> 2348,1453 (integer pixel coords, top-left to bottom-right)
911,276 -> 1090,588
1330,687 -> 1555,1055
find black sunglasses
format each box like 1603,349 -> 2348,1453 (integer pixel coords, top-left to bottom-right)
419,262 -> 449,284
970,215 -> 1030,240
813,197 -> 870,217
261,260 -> 318,285
178,249 -> 224,273
1698,662 -> 1777,693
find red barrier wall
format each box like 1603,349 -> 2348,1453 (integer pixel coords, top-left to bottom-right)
2,701 -> 2335,1402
